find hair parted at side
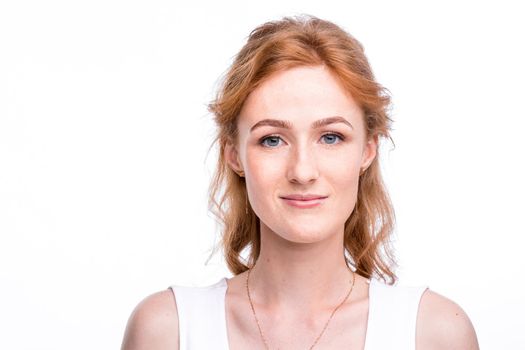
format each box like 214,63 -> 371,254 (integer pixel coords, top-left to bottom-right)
207,15 -> 397,284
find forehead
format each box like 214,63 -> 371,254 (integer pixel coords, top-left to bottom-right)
238,65 -> 364,129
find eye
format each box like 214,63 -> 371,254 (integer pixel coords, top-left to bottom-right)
321,132 -> 345,145
259,135 -> 283,148
258,132 -> 345,148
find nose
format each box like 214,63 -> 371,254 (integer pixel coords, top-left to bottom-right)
286,142 -> 320,184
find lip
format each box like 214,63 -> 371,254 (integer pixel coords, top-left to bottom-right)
280,194 -> 327,200
280,194 -> 328,208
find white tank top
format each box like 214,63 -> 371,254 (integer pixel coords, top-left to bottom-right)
170,277 -> 428,350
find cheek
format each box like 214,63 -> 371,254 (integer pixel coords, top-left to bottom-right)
244,152 -> 281,211
332,165 -> 360,201
320,152 -> 362,212
321,147 -> 362,180
244,148 -> 286,184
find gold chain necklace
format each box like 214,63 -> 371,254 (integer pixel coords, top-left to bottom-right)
245,267 -> 356,350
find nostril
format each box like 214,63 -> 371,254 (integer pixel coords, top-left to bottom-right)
286,166 -> 320,185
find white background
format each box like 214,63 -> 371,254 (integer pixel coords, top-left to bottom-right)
1,1 -> 524,349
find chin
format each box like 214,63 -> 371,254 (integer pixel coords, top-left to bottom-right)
278,226 -> 329,244
260,218 -> 336,244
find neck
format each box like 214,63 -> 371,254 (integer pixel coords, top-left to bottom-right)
248,222 -> 355,313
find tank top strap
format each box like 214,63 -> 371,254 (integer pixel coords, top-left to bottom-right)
364,278 -> 429,350
169,278 -> 229,350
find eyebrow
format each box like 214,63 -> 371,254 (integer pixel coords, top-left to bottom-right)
249,116 -> 354,133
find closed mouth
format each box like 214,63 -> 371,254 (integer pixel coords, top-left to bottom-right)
280,196 -> 327,208
280,195 -> 328,201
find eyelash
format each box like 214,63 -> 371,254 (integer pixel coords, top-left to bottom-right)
258,132 -> 346,148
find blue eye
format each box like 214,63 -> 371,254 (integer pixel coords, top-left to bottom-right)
260,136 -> 282,148
321,133 -> 343,145
259,132 -> 345,148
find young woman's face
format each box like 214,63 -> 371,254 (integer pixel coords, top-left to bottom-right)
226,65 -> 377,244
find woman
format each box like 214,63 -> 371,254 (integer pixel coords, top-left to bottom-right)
122,15 -> 479,349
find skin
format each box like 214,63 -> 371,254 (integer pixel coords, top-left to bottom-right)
121,65 -> 479,350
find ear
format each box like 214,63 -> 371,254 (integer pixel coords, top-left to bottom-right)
361,135 -> 378,172
224,140 -> 244,176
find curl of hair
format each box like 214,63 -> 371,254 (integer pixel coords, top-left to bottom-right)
207,15 -> 397,284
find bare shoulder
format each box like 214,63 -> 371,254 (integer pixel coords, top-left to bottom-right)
121,289 -> 179,350
416,289 -> 479,350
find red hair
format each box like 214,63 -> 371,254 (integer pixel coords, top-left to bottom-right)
208,15 -> 397,284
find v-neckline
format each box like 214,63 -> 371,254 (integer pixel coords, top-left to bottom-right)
221,277 -> 375,350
